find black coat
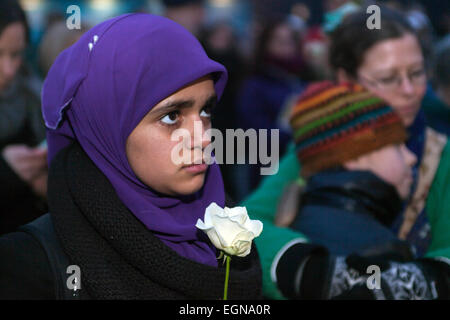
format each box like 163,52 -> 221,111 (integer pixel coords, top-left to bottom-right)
291,169 -> 406,256
0,225 -> 55,299
0,143 -> 262,299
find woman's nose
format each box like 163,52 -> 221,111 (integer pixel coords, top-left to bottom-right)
187,118 -> 210,150
399,75 -> 415,96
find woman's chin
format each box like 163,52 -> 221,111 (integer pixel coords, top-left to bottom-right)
397,105 -> 421,127
170,174 -> 206,196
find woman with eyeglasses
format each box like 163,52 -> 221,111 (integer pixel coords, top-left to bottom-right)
242,6 -> 450,299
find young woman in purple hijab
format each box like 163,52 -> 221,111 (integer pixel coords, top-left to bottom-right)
0,13 -> 262,299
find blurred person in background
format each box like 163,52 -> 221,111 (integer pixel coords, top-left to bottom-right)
199,21 -> 245,201
38,20 -> 87,77
275,82 -> 449,300
322,0 -> 360,33
422,41 -> 450,136
377,0 -> 435,71
381,0 -> 450,38
162,0 -> 206,37
287,1 -> 331,82
234,17 -> 307,201
0,0 -> 47,236
433,44 -> 450,108
242,6 -> 450,299
377,0 -> 450,132
300,26 -> 331,81
288,82 -> 418,256
300,0 -> 360,82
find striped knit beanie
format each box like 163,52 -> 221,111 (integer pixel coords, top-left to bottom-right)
290,81 -> 407,178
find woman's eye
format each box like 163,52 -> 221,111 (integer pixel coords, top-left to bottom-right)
200,107 -> 212,118
160,111 -> 179,125
11,51 -> 23,59
410,69 -> 425,79
379,76 -> 397,85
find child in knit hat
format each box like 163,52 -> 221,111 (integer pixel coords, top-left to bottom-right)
272,81 -> 450,300
274,82 -> 450,301
288,81 -> 417,255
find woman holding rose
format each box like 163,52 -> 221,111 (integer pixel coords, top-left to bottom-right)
0,13 -> 262,299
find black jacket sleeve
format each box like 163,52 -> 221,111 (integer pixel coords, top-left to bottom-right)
0,231 -> 55,299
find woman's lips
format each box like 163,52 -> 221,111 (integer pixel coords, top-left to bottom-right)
183,163 -> 208,174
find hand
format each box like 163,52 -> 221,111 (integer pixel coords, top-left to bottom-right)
2,144 -> 48,184
295,253 -> 446,300
275,241 -> 449,300
332,255 -> 450,300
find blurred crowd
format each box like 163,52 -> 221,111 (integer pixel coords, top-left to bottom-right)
1,0 -> 450,235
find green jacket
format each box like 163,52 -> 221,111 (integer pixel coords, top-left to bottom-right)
242,142 -> 450,299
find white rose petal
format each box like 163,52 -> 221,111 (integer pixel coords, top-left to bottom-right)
210,215 -> 247,247
244,219 -> 263,238
204,228 -> 223,251
196,202 -> 263,258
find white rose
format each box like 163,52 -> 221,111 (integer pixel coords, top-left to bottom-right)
196,202 -> 263,257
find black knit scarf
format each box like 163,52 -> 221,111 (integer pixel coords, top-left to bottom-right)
47,143 -> 262,299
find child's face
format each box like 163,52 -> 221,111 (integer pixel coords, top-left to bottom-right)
345,144 -> 417,199
126,76 -> 216,196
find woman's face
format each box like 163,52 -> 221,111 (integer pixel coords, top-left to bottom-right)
126,76 -> 216,197
353,34 -> 427,127
0,22 -> 26,93
345,144 -> 417,199
266,23 -> 297,61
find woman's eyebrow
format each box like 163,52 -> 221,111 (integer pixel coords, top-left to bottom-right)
152,94 -> 217,116
157,99 -> 195,113
373,60 -> 426,75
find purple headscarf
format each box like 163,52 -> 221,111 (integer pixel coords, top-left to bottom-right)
41,13 -> 227,267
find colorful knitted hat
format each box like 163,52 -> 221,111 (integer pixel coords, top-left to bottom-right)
290,81 -> 407,178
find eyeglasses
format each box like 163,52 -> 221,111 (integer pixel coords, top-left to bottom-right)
358,68 -> 427,92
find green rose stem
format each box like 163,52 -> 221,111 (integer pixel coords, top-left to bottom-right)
223,254 -> 231,300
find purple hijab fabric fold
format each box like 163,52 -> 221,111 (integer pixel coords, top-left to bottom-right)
41,13 -> 228,267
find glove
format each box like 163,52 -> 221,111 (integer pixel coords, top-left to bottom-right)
273,241 -> 329,299
331,255 -> 450,300
274,239 -> 413,299
274,240 -> 450,300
